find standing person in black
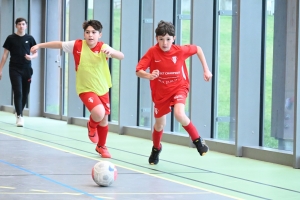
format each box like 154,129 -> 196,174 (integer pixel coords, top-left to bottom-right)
0,17 -> 38,127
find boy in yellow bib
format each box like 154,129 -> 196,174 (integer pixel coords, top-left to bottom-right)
31,20 -> 124,158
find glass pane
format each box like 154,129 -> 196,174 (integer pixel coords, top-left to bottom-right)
84,0 -> 94,118
63,0 -> 69,116
87,0 -> 93,19
263,0 -> 277,148
45,0 -> 63,114
110,0 -> 121,122
173,0 -> 191,134
215,0 -> 233,141
138,0 -> 153,128
267,0 -> 295,151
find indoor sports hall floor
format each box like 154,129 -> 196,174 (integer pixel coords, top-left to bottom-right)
0,111 -> 300,200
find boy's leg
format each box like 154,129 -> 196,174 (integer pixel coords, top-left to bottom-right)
9,68 -> 23,117
95,115 -> 111,158
174,103 -> 209,156
149,115 -> 166,165
87,114 -> 100,143
9,68 -> 24,127
174,103 -> 199,140
21,66 -> 32,112
152,129 -> 163,150
97,117 -> 109,147
79,92 -> 105,143
94,93 -> 111,158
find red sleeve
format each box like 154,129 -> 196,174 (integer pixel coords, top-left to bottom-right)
73,40 -> 82,71
181,44 -> 197,59
136,48 -> 153,72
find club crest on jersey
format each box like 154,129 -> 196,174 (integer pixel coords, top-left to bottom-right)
88,97 -> 94,103
174,94 -> 183,100
172,56 -> 177,64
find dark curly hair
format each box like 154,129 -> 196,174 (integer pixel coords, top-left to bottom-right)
82,20 -> 103,32
155,20 -> 175,37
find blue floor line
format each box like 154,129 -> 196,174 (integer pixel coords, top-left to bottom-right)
0,159 -> 102,200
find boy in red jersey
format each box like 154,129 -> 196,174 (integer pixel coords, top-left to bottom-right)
30,20 -> 124,158
136,20 -> 212,165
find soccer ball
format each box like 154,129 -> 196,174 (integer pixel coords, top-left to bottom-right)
92,161 -> 117,187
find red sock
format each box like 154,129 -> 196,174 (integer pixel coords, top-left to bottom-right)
182,122 -> 200,141
97,125 -> 109,147
89,115 -> 100,128
152,129 -> 163,149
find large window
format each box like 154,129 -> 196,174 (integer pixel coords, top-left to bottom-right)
138,0 -> 154,128
63,0 -> 69,116
83,0 -> 121,122
265,0 -> 296,151
173,0 -> 191,134
83,0 -> 94,118
214,0 -> 234,141
44,0 -> 64,116
263,0 -> 277,149
110,0 -> 121,122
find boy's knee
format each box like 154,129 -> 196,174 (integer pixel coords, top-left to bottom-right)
99,118 -> 108,126
174,112 -> 186,122
13,91 -> 22,97
154,123 -> 165,131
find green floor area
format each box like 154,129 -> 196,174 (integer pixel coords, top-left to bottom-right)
0,111 -> 300,200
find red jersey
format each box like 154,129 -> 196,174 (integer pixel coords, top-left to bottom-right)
136,44 -> 197,104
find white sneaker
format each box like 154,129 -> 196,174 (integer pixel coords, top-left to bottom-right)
16,116 -> 24,127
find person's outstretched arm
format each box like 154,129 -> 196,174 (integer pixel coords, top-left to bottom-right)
25,51 -> 38,61
0,49 -> 9,80
196,46 -> 212,82
136,69 -> 159,80
101,46 -> 124,60
30,41 -> 63,53
136,50 -> 158,80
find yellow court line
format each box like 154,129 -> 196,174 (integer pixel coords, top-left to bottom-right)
0,192 -> 112,199
0,192 -> 83,195
0,131 -> 243,200
94,192 -> 211,195
30,189 -> 49,193
95,196 -> 114,200
0,192 -> 209,195
0,186 -> 15,189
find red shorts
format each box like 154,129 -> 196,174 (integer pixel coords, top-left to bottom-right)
79,92 -> 110,115
154,90 -> 187,118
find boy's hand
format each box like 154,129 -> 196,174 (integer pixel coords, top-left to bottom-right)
204,70 -> 212,82
149,69 -> 159,80
101,47 -> 113,58
30,45 -> 39,53
24,54 -> 33,60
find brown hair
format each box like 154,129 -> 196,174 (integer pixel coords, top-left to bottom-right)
15,17 -> 27,25
82,20 -> 103,32
155,20 -> 175,37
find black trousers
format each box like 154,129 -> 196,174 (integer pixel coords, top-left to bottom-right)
9,67 -> 33,116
